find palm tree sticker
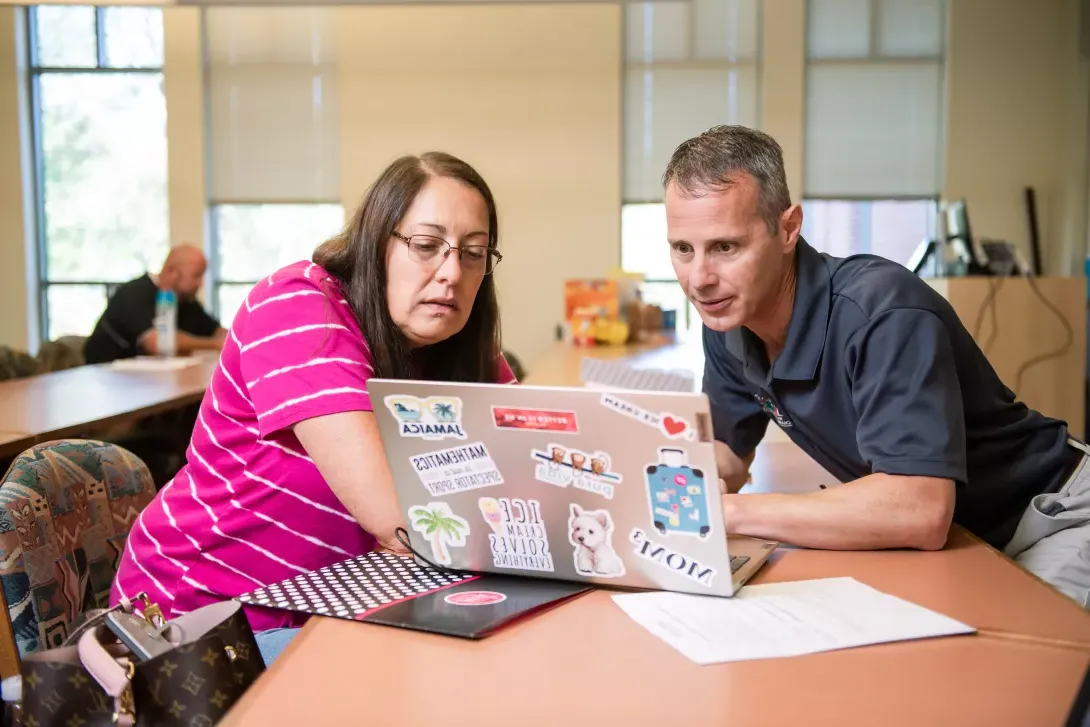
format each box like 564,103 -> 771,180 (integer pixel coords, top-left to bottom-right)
409,502 -> 470,566
432,401 -> 456,422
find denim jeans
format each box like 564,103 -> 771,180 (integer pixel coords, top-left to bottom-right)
254,627 -> 302,666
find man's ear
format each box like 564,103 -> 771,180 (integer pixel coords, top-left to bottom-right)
780,203 -> 803,252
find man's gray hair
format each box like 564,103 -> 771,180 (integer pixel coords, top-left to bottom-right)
662,125 -> 792,234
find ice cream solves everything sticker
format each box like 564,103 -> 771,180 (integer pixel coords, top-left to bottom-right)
410,441 -> 504,496
478,496 -> 554,572
599,393 -> 693,441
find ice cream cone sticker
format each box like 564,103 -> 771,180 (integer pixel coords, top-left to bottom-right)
408,502 -> 470,566
478,497 -> 504,535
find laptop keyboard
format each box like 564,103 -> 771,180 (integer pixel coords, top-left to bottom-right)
729,555 -> 750,573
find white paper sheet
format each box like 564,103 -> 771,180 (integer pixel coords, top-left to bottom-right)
612,577 -> 975,665
580,357 -> 695,393
109,357 -> 200,372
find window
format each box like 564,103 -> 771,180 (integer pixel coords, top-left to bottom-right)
803,0 -> 944,259
210,204 -> 345,324
29,5 -> 167,341
204,7 -> 343,325
802,198 -> 938,265
622,0 -> 760,333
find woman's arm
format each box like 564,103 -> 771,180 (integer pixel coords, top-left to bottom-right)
294,411 -> 409,555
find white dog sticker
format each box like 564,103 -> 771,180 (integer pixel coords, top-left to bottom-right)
568,503 -> 626,578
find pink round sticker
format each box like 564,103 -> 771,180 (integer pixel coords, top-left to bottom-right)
444,591 -> 507,606
674,474 -> 688,486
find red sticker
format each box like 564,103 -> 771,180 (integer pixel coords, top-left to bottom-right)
492,407 -> 578,433
444,591 -> 508,606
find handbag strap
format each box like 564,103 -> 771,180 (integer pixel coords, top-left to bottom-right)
78,627 -> 135,727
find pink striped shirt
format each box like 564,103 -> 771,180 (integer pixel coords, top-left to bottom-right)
111,260 -> 516,631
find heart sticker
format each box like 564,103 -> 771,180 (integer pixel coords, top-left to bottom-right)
662,416 -> 688,437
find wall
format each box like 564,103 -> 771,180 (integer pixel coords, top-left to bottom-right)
944,0 -> 1089,275
163,7 -> 207,256
334,4 -> 622,366
760,0 -> 806,203
1,0 -> 1088,359
0,7 -> 33,351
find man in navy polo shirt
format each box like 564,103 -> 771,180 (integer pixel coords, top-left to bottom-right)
664,124 -> 1090,606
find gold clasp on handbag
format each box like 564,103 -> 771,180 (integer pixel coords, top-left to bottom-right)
141,603 -> 165,629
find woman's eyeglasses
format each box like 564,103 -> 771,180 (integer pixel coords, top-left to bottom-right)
392,231 -> 502,275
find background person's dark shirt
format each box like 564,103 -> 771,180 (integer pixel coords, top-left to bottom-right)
703,238 -> 1078,550
83,274 -> 221,364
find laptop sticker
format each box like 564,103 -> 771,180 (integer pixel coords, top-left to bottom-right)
444,591 -> 508,607
410,441 -> 505,496
629,528 -> 717,587
385,395 -> 467,441
491,406 -> 578,433
479,496 -> 554,572
568,503 -> 626,578
644,448 -> 711,538
599,393 -> 694,441
530,444 -> 623,499
408,501 -> 470,566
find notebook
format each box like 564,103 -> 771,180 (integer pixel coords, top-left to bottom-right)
236,551 -> 590,639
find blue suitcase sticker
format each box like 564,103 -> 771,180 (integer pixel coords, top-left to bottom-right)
644,448 -> 710,538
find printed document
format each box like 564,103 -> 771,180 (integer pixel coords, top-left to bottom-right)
109,357 -> 199,372
613,577 -> 974,665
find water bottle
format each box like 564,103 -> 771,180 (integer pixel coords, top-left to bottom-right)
154,289 -> 177,358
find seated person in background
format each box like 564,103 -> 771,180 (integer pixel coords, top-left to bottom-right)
83,244 -> 226,364
663,125 -> 1090,607
111,151 -> 516,666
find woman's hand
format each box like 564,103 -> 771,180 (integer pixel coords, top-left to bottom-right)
374,533 -> 412,557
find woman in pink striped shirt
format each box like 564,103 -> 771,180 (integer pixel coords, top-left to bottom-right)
111,152 -> 516,663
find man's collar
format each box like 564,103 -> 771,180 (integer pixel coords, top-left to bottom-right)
718,237 -> 831,384
770,237 -> 831,381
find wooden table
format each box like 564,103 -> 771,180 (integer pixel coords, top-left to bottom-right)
224,593 -> 1089,727
220,341 -> 1090,726
0,357 -> 216,457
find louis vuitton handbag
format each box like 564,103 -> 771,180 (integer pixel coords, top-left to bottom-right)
14,594 -> 265,726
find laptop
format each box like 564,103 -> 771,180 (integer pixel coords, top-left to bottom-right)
366,378 -> 778,598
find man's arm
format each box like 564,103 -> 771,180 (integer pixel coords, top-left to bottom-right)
724,473 -> 955,550
139,328 -> 226,355
703,325 -> 769,491
716,441 -> 754,494
722,308 -> 966,551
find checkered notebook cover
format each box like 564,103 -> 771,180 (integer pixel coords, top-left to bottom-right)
237,551 -> 589,639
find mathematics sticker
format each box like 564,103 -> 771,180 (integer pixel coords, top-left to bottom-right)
385,395 -> 467,440
479,496 -> 554,572
408,502 -> 470,567
492,406 -> 578,433
599,393 -> 693,441
629,527 -> 716,587
531,444 -> 622,499
567,504 -> 625,578
643,447 -> 711,539
410,441 -> 504,496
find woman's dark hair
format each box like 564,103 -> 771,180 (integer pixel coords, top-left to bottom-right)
313,152 -> 502,382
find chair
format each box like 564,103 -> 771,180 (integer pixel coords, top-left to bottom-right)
36,336 -> 87,373
0,439 -> 156,676
503,349 -> 527,381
